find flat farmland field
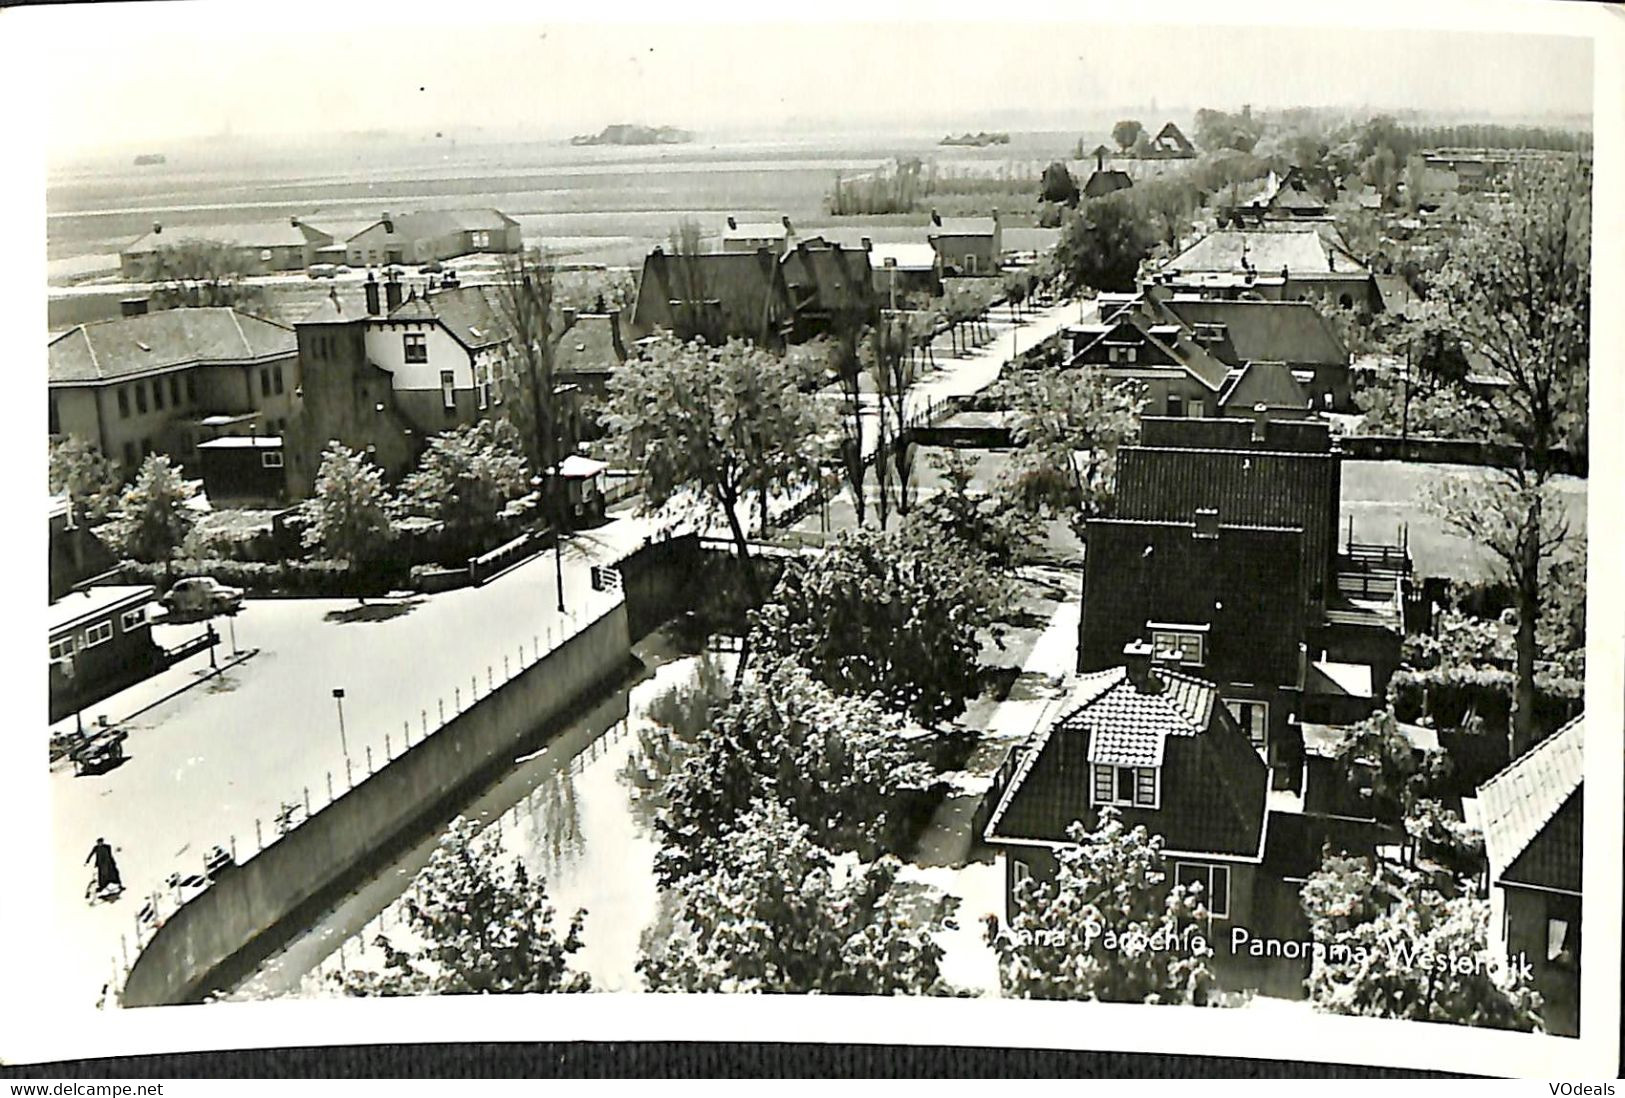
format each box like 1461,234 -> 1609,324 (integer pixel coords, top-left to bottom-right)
47,129 -> 1078,271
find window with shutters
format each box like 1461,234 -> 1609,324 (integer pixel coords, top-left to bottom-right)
1092,763 -> 1159,809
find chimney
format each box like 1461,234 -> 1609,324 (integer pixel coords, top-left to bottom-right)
290,216 -> 301,228
992,207 -> 1000,226
931,209 -> 942,227
120,297 -> 149,318
1193,507 -> 1219,539
384,270 -> 402,312
382,212 -> 395,234
782,215 -> 793,233
1122,639 -> 1160,693
860,236 -> 872,252
1252,405 -> 1269,442
152,221 -> 162,235
727,216 -> 737,230
364,271 -> 381,316
1096,148 -> 1104,172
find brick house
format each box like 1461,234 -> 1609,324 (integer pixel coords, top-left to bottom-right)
1156,295 -> 1354,411
1063,312 -> 1231,418
1474,715 -> 1583,1037
48,305 -> 301,476
985,642 -> 1270,933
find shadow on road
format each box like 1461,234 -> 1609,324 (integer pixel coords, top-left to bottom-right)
322,598 -> 425,625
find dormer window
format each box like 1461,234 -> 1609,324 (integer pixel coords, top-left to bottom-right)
1092,764 -> 1159,809
1149,622 -> 1207,666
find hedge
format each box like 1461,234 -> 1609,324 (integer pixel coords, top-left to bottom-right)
118,557 -> 406,598
1387,665 -> 1584,736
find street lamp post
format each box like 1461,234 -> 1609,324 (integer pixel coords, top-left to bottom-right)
332,687 -> 349,758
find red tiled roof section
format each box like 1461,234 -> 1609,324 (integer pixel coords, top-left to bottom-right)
48,308 -> 296,384
1477,715 -> 1584,893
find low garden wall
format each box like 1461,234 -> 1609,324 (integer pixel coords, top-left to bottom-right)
119,598 -> 634,1007
1341,435 -> 1586,476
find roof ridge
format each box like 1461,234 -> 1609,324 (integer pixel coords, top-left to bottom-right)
1480,713 -> 1585,789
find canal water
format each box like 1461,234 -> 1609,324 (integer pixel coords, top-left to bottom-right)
227,626 -> 720,999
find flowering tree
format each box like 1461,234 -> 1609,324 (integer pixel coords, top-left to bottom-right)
752,526 -> 1001,725
986,809 -> 1214,1004
102,454 -> 198,567
49,436 -> 122,526
397,419 -> 532,555
651,660 -> 933,884
640,798 -> 949,996
603,333 -> 831,603
298,443 -> 397,577
1300,854 -> 1540,1030
334,818 -> 589,996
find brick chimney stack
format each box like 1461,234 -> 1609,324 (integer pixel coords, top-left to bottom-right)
364,271 -> 380,316
384,270 -> 402,312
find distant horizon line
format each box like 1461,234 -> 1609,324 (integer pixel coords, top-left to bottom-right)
50,103 -> 1595,162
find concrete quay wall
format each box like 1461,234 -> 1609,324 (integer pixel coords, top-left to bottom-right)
120,599 -> 633,1007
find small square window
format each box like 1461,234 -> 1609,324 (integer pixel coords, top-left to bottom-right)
120,607 -> 147,632
83,621 -> 113,648
262,451 -> 284,469
49,638 -> 74,662
405,334 -> 429,364
1151,628 -> 1204,667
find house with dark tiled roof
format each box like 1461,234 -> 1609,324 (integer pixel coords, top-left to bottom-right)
1063,311 -> 1232,418
986,640 -> 1270,928
1083,169 -> 1134,199
1156,295 -> 1353,411
344,209 -> 521,268
1079,511 -> 1307,779
630,247 -> 793,347
926,208 -> 1003,277
1215,362 -> 1312,420
554,310 -> 629,438
1474,715 -> 1584,1036
779,238 -> 877,341
120,217 -> 335,278
48,304 -> 301,476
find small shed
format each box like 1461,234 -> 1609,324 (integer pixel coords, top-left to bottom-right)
197,436 -> 288,503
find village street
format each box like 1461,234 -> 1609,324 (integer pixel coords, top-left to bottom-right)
48,293 -> 1084,1010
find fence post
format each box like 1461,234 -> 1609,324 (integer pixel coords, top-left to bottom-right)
454,687 -> 460,712
488,666 -> 493,691
472,675 -> 478,701
254,818 -> 262,851
326,771 -> 333,803
345,756 -> 353,789
439,699 -> 445,724
366,745 -> 372,774
504,655 -> 510,680
422,710 -> 428,738
533,636 -> 539,662
304,786 -> 310,817
385,732 -> 392,759
230,835 -> 236,862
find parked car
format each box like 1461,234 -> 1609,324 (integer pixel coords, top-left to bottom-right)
418,261 -> 444,274
162,577 -> 244,617
307,263 -> 338,279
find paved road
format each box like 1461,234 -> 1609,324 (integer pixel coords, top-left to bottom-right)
47,294 -> 1085,1009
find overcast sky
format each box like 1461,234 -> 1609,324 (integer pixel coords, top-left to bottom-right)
22,1 -> 1597,153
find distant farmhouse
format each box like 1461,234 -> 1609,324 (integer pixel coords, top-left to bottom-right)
119,209 -> 523,279
119,218 -> 334,278
926,208 -> 1003,277
1146,121 -> 1197,159
48,302 -> 301,476
342,209 -> 522,268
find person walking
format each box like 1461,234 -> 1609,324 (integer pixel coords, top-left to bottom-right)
86,837 -> 121,898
